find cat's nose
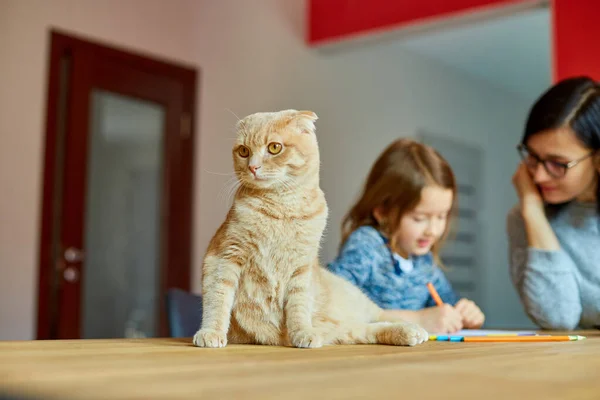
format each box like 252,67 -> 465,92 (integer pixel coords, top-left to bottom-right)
249,165 -> 261,175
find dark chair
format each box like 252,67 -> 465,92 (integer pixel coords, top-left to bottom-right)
165,288 -> 203,337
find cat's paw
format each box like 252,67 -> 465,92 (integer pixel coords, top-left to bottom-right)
290,329 -> 323,349
193,329 -> 227,348
389,323 -> 429,346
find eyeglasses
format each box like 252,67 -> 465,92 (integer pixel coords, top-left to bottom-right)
516,144 -> 594,179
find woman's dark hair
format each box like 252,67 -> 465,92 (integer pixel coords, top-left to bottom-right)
522,76 -> 600,211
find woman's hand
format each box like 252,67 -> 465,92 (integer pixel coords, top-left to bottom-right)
455,298 -> 485,329
512,163 -> 560,250
512,163 -> 543,214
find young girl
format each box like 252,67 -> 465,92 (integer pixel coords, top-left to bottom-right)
508,76 -> 600,330
328,138 -> 485,334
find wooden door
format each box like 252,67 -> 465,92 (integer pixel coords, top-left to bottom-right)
36,31 -> 197,339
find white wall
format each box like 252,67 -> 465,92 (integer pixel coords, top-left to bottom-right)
0,0 -> 535,340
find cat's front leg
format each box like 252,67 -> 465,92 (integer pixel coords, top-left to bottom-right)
285,263 -> 322,349
193,255 -> 241,348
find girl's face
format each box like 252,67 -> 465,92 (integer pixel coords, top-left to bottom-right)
376,185 -> 453,258
522,127 -> 598,204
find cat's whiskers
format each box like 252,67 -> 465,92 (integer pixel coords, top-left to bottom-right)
216,184 -> 235,206
203,168 -> 235,177
216,175 -> 238,196
267,177 -> 303,201
225,108 -> 241,122
225,180 -> 243,206
217,175 -> 241,204
277,177 -> 296,194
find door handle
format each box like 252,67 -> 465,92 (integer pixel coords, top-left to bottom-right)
64,247 -> 85,263
63,266 -> 79,283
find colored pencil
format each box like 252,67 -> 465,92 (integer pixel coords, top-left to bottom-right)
428,333 -> 542,341
429,335 -> 585,342
426,282 -> 444,306
429,334 -> 532,341
485,333 -> 542,336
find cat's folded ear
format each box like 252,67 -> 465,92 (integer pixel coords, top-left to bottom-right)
293,110 -> 318,134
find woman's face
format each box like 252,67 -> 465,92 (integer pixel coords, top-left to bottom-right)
523,127 -> 598,204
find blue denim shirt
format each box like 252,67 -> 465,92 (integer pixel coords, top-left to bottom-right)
327,226 -> 458,310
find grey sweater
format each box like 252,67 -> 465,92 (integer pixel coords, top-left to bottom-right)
507,202 -> 600,330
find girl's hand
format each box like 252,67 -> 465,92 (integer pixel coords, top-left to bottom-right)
455,298 -> 485,329
417,305 -> 463,333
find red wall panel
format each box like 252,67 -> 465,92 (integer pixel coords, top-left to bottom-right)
552,0 -> 600,81
308,0 -> 600,83
308,0 -> 529,45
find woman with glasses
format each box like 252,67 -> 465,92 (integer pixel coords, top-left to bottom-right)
508,76 -> 599,330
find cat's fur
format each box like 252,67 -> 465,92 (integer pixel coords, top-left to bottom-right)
193,110 -> 428,348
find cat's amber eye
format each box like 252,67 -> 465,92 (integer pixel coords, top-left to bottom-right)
267,142 -> 283,155
238,146 -> 250,158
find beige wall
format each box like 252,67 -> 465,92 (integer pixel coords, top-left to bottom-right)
0,0 -> 198,340
0,0 -> 534,340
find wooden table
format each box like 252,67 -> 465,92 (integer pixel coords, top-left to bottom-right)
1,331 -> 599,400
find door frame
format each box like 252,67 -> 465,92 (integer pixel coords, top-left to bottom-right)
36,30 -> 198,339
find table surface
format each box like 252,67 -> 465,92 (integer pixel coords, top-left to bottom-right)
1,331 -> 599,400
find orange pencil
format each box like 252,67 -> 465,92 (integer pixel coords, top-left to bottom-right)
463,335 -> 585,342
427,282 -> 444,306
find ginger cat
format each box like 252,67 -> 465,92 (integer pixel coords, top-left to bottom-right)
193,110 -> 428,348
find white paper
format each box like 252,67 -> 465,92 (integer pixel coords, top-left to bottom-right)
432,329 -> 537,336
